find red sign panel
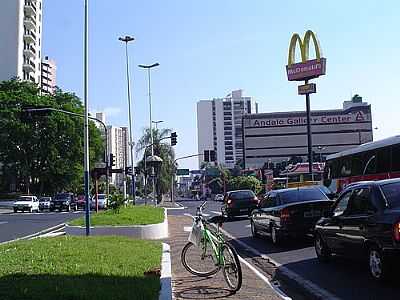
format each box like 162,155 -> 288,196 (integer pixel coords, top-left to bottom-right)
286,58 -> 326,81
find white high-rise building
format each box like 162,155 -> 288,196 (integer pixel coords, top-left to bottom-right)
107,126 -> 129,188
197,89 -> 258,168
0,0 -> 43,84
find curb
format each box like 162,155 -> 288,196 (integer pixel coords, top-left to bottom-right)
159,243 -> 172,300
215,225 -> 340,300
66,209 -> 169,239
0,223 -> 66,245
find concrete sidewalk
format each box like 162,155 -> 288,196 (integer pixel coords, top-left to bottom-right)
166,215 -> 283,300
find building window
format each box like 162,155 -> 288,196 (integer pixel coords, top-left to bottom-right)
225,141 -> 233,146
225,156 -> 234,161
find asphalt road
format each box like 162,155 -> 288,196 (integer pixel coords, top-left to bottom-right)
172,198 -> 399,300
0,210 -> 83,243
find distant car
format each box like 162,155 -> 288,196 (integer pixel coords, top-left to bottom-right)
91,194 -> 108,210
250,187 -> 333,244
13,195 -> 39,213
215,194 -> 224,202
76,195 -> 86,210
39,197 -> 52,211
315,179 -> 400,281
51,193 -> 77,212
222,190 -> 259,218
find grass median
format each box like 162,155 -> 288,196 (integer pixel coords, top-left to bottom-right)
69,206 -> 164,226
0,236 -> 162,300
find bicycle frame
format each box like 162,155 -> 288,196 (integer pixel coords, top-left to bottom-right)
201,222 -> 225,266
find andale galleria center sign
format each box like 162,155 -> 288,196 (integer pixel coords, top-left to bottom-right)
250,111 -> 370,128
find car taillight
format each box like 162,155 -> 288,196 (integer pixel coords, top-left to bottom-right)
281,208 -> 291,223
252,197 -> 259,204
227,199 -> 233,207
393,221 -> 400,242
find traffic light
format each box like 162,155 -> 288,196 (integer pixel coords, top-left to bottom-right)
125,166 -> 133,175
134,167 -> 140,175
110,153 -> 116,167
171,132 -> 177,146
204,150 -> 210,162
210,150 -> 216,162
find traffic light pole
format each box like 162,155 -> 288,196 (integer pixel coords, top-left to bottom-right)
172,153 -> 203,203
23,107 -> 110,202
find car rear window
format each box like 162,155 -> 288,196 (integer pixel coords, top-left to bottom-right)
55,193 -> 70,200
229,191 -> 255,200
279,188 -> 328,204
381,182 -> 400,208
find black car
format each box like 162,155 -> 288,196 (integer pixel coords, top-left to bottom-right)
250,186 -> 333,244
51,193 -> 77,212
222,190 -> 259,218
314,179 -> 400,281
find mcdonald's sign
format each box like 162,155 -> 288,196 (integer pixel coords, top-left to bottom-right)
286,30 -> 326,81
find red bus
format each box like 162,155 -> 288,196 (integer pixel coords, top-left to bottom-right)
323,135 -> 400,193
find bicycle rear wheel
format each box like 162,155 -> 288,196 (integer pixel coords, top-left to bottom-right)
181,242 -> 220,277
221,243 -> 242,292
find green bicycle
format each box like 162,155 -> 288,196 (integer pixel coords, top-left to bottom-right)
181,201 -> 242,292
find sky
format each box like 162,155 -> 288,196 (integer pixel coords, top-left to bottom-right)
42,0 -> 400,170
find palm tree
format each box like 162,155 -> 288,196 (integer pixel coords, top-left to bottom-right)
136,127 -> 175,202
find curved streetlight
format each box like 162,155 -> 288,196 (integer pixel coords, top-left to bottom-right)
139,62 -> 159,204
119,35 -> 136,203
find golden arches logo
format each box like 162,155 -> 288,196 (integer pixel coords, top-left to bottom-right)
287,30 -> 322,66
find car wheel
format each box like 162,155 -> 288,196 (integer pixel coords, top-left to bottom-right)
315,234 -> 331,262
271,225 -> 280,245
250,220 -> 260,238
67,205 -> 71,212
13,208 -> 18,213
369,246 -> 388,281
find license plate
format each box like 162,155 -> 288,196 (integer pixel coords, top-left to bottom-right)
304,210 -> 321,218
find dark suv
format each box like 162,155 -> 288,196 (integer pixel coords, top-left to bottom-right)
222,190 -> 259,218
51,193 -> 77,212
315,179 -> 400,281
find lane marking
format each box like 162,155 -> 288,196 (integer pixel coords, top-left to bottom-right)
215,224 -> 341,300
183,213 -> 291,300
0,221 -> 8,225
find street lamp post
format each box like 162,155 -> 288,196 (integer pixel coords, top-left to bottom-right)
152,120 -> 164,130
119,35 -> 136,204
83,0 -> 90,236
139,63 -> 159,204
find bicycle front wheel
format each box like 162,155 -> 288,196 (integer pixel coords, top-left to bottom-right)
181,242 -> 220,277
221,243 -> 242,292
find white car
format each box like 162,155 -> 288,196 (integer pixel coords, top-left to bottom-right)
215,194 -> 224,202
91,194 -> 108,210
13,195 -> 39,213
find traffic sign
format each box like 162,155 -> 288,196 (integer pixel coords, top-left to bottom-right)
176,169 -> 190,176
298,83 -> 316,95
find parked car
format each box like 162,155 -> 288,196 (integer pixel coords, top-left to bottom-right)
250,187 -> 333,244
39,196 -> 52,211
222,190 -> 259,218
13,195 -> 39,213
76,195 -> 86,210
51,193 -> 77,212
215,194 -> 224,202
314,178 -> 400,281
91,194 -> 108,210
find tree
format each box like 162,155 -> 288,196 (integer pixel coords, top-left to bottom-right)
136,127 -> 175,202
0,79 -> 104,195
227,176 -> 262,195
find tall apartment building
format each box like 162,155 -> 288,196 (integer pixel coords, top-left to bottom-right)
0,0 -> 43,84
41,56 -> 56,94
107,126 -> 129,188
197,90 -> 258,168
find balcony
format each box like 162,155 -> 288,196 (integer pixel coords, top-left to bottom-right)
24,0 -> 37,16
23,45 -> 36,58
23,30 -> 36,44
24,16 -> 37,29
23,60 -> 36,73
